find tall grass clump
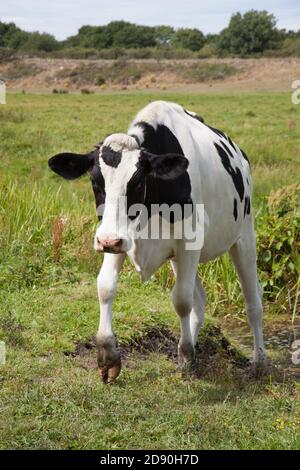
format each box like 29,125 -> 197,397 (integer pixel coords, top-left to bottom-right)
257,185 -> 300,317
0,178 -> 98,290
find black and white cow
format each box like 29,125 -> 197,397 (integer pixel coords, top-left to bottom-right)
49,100 -> 266,383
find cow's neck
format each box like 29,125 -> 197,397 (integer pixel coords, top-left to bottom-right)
128,237 -> 175,281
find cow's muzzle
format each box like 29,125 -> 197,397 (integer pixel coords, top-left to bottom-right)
95,234 -> 124,254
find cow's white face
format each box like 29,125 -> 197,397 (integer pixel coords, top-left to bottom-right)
95,135 -> 142,253
48,133 -> 189,254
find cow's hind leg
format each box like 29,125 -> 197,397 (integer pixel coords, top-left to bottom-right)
171,252 -> 200,368
190,275 -> 206,346
96,252 -> 125,383
229,227 -> 267,366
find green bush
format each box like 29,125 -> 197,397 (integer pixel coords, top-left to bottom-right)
197,44 -> 217,58
178,63 -> 238,82
52,89 -> 69,94
20,32 -> 60,52
95,76 -> 106,86
265,38 -> 300,57
4,61 -> 40,79
0,47 -> 15,62
257,184 -> 300,297
171,28 -> 205,51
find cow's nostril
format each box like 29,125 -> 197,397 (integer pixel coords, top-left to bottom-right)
107,238 -> 121,248
98,236 -> 122,249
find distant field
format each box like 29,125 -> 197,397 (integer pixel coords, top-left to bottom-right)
0,92 -> 299,449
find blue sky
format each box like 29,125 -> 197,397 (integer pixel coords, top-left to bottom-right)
2,0 -> 300,40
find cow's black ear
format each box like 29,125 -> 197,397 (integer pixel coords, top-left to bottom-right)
141,151 -> 189,180
48,151 -> 96,180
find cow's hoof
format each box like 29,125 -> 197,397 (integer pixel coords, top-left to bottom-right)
253,347 -> 268,364
251,349 -> 270,377
96,335 -> 122,384
178,342 -> 195,370
99,356 -> 122,384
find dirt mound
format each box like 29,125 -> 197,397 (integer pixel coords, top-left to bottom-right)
119,326 -> 178,359
63,327 -> 177,359
64,323 -> 249,377
196,324 -> 249,369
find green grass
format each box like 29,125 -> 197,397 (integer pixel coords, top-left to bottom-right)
0,92 -> 299,449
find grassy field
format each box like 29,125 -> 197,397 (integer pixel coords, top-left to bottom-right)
0,91 -> 299,450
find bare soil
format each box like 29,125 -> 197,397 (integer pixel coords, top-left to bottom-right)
64,325 -> 250,380
64,322 -> 299,382
1,57 -> 300,93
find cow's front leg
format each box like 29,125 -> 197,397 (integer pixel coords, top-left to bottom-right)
171,250 -> 200,369
96,253 -> 125,383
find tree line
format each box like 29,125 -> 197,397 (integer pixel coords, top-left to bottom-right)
1,10 -> 300,57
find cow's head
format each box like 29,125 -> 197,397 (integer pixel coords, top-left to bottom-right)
48,133 -> 188,254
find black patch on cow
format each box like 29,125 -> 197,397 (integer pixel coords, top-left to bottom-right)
207,125 -> 227,140
214,142 -> 245,202
240,148 -> 250,166
145,172 -> 192,223
133,121 -> 184,156
127,121 -> 193,223
246,177 -> 250,186
227,136 -> 236,150
233,198 -> 238,221
247,198 -> 251,215
89,163 -> 106,220
220,140 -> 235,159
244,196 -> 251,217
101,146 -> 122,168
126,167 -> 146,221
126,168 -> 192,224
131,134 -> 141,147
184,109 -> 205,123
205,123 -> 238,155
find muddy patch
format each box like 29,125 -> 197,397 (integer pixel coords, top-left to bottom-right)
224,321 -> 300,380
63,327 -> 177,361
228,323 -> 300,352
265,324 -> 300,351
65,339 -> 95,357
119,327 -> 178,360
64,324 -> 251,377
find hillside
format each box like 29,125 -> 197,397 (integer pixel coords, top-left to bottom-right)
1,57 -> 299,93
